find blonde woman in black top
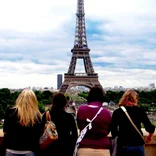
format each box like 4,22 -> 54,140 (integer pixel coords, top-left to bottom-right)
111,89 -> 155,156
3,89 -> 42,156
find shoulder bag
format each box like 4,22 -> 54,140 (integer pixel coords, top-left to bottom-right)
39,111 -> 58,150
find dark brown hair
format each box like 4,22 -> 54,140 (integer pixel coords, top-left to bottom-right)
51,93 -> 67,111
87,86 -> 105,103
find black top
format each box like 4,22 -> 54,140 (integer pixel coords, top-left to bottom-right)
40,109 -> 78,156
3,108 -> 43,153
111,106 -> 155,146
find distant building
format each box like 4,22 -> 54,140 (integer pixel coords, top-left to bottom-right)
114,86 -> 118,90
57,74 -> 62,90
149,83 -> 155,89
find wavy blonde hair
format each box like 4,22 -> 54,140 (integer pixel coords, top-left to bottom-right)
119,89 -> 139,107
14,89 -> 41,127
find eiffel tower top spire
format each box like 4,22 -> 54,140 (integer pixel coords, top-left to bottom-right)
73,0 -> 88,49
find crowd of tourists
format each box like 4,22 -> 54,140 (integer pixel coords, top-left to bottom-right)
0,87 -> 155,156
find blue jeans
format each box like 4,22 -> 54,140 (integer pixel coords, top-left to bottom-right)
6,151 -> 35,156
119,146 -> 145,156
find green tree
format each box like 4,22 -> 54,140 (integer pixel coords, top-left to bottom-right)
34,90 -> 42,101
78,91 -> 88,100
41,91 -> 53,105
38,102 -> 45,113
0,88 -> 12,119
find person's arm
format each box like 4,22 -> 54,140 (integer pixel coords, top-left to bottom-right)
2,108 -> 14,155
76,107 -> 86,131
70,116 -> 78,147
64,115 -> 78,156
141,109 -> 155,143
145,133 -> 154,143
3,108 -> 12,134
32,118 -> 44,154
106,109 -> 112,134
111,110 -> 119,138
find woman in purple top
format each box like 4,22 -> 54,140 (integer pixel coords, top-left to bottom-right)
77,87 -> 112,156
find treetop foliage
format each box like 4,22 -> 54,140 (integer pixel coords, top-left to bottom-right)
0,88 -> 156,119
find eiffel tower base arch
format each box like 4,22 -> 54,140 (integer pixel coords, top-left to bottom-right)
59,75 -> 104,93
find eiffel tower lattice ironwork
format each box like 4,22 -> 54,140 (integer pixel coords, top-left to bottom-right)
59,0 -> 103,93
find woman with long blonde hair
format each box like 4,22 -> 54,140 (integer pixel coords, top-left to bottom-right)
111,89 -> 155,156
3,89 -> 43,156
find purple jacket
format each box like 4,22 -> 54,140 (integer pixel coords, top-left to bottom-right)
77,102 -> 112,149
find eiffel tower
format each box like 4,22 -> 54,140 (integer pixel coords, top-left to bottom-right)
59,0 -> 103,93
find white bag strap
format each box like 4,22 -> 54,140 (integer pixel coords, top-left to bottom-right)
86,107 -> 103,130
120,106 -> 144,140
73,107 -> 103,156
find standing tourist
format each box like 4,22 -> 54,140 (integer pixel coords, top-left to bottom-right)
111,89 -> 155,156
76,86 -> 112,156
3,89 -> 42,156
66,98 -> 77,119
40,93 -> 78,156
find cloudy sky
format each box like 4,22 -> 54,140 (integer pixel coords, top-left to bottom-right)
0,0 -> 156,89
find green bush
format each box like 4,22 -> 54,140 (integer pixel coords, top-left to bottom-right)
152,122 -> 156,127
141,122 -> 156,128
0,124 -> 3,129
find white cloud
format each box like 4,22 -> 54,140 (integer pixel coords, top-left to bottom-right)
0,0 -> 155,89
97,68 -> 156,88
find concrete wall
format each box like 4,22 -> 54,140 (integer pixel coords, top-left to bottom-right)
0,129 -> 156,155
143,129 -> 156,156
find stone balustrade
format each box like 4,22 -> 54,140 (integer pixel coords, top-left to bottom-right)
142,129 -> 156,156
0,129 -> 156,156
